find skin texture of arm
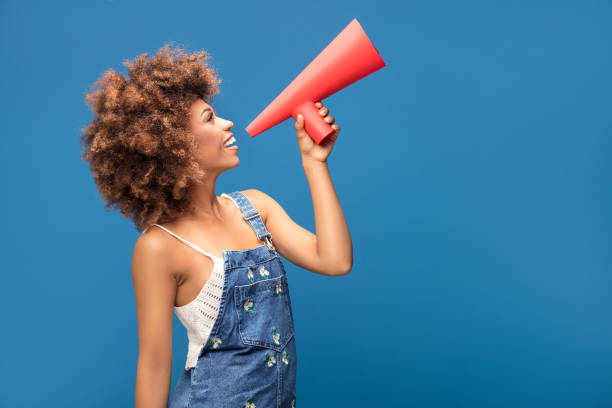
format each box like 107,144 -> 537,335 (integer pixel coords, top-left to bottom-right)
131,231 -> 176,408
245,169 -> 353,277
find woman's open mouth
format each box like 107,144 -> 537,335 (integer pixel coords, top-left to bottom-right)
223,135 -> 238,150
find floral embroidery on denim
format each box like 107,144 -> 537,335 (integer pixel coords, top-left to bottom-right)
259,265 -> 270,279
272,328 -> 280,345
282,351 -> 290,365
265,354 -> 276,367
244,300 -> 255,313
247,268 -> 254,283
275,281 -> 283,296
245,396 -> 256,408
206,337 -> 222,349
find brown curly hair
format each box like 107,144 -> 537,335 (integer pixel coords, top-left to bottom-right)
80,43 -> 222,232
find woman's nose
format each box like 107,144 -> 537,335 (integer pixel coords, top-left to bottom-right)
224,119 -> 233,130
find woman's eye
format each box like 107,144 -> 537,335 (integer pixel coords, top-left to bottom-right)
207,113 -> 213,122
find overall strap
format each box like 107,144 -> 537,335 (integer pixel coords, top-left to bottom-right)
220,191 -> 276,252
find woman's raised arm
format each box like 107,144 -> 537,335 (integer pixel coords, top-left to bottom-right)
244,101 -> 353,277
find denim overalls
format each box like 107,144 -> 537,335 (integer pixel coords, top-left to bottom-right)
168,191 -> 297,408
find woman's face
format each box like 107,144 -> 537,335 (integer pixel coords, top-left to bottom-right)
188,97 -> 238,173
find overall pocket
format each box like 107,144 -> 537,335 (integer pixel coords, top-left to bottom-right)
234,274 -> 295,351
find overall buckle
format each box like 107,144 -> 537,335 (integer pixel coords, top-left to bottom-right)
264,236 -> 276,252
243,210 -> 260,221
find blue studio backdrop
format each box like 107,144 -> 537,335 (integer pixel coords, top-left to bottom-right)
1,1 -> 611,407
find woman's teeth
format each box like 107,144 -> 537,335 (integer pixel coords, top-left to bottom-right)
224,136 -> 237,147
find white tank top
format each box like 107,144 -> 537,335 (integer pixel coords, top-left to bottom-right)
142,222 -> 225,370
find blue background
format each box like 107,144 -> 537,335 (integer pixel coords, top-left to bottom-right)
1,0 -> 611,406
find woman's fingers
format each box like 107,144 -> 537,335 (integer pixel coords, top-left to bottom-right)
314,101 -> 336,125
314,101 -> 328,116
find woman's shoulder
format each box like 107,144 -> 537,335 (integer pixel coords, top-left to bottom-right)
131,226 -> 178,285
238,188 -> 274,223
136,223 -> 165,243
133,225 -> 172,265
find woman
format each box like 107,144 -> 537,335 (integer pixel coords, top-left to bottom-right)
80,44 -> 353,408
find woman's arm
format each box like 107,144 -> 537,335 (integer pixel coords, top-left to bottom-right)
302,159 -> 353,273
246,101 -> 353,276
131,230 -> 176,408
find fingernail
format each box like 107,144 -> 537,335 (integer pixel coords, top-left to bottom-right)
298,114 -> 303,121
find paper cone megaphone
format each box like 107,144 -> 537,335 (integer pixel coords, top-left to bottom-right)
245,18 -> 386,144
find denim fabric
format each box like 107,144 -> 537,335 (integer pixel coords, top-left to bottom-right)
168,191 -> 297,408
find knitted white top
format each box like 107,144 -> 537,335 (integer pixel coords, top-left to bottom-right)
143,222 -> 225,370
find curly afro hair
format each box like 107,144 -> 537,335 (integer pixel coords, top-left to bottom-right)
80,43 -> 222,232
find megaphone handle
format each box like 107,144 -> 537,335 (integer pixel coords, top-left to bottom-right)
293,100 -> 336,145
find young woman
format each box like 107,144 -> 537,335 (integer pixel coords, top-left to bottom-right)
80,44 -> 353,408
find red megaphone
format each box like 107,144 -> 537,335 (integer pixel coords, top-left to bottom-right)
245,18 -> 386,144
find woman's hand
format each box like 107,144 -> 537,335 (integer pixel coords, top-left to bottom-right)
295,101 -> 341,164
